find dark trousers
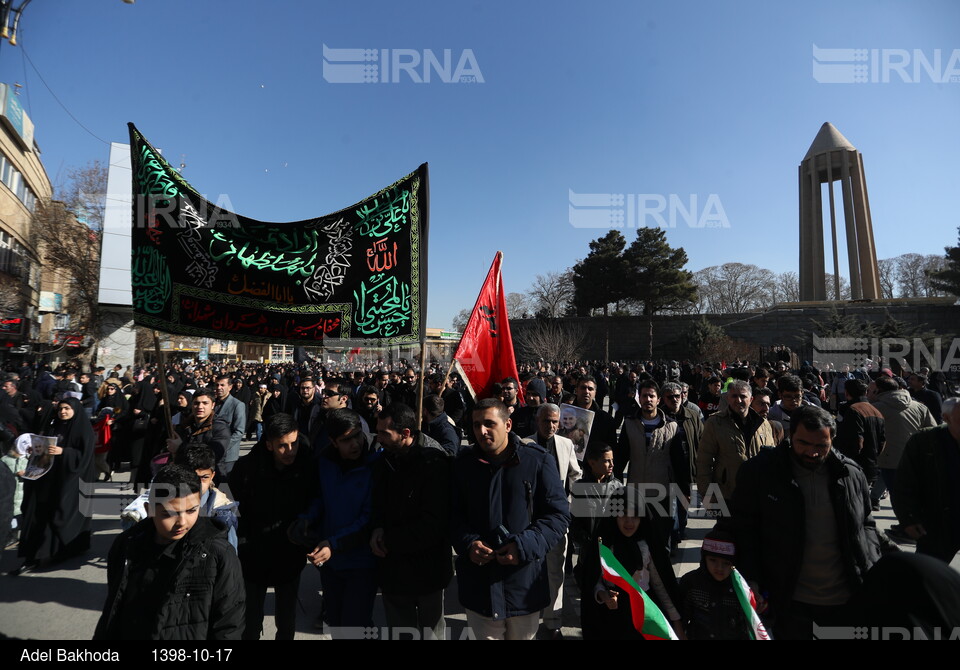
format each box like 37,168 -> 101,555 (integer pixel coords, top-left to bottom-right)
382,590 -> 445,640
321,566 -> 378,637
872,467 -> 898,506
917,536 -> 960,564
243,576 -> 301,640
776,601 -> 846,640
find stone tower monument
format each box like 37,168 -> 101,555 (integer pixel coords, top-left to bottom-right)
799,122 -> 881,301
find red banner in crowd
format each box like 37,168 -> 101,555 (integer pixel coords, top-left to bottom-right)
453,252 -> 523,402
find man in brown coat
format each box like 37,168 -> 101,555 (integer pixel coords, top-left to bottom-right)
696,380 -> 775,513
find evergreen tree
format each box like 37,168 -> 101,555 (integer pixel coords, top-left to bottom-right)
571,230 -> 628,316
928,226 -> 960,296
622,228 -> 697,357
623,228 -> 697,315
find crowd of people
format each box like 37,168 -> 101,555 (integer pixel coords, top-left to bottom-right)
0,352 -> 958,641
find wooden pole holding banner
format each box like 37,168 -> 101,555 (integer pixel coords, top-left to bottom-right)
417,339 -> 428,427
416,162 -> 430,428
440,357 -> 457,396
153,331 -> 175,440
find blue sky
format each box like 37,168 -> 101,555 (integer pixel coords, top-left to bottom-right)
3,0 -> 958,330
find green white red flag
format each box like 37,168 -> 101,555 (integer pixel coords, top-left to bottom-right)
598,543 -> 678,640
731,568 -> 772,640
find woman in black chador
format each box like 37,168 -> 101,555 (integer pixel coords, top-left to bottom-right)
13,397 -> 95,574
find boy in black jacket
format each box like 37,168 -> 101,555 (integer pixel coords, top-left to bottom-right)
94,464 -> 244,640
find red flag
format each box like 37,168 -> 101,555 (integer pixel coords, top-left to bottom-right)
453,252 -> 523,402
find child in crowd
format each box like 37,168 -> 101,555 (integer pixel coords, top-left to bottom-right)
120,446 -> 238,550
1,433 -> 27,549
678,527 -> 753,640
585,510 -> 685,639
94,464 -> 244,640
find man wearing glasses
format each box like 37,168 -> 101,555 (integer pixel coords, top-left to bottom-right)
767,374 -> 811,435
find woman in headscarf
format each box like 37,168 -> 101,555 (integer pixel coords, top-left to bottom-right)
12,397 -> 95,574
134,382 -> 172,489
171,388 -> 195,426
125,373 -> 157,474
99,381 -> 129,473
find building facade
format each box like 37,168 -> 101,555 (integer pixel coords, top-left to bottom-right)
0,82 -> 49,357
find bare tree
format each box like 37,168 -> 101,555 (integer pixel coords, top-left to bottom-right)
505,292 -> 532,319
895,253 -> 927,297
451,308 -> 470,332
877,258 -> 897,299
692,263 -> 777,313
58,160 -> 107,231
823,273 -> 852,300
32,195 -> 104,365
894,253 -> 947,298
513,320 -> 586,363
773,271 -> 800,304
528,270 -> 575,318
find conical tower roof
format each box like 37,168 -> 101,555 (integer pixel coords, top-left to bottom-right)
803,122 -> 856,160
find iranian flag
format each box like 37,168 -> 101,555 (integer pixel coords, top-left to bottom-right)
731,568 -> 772,640
598,543 -> 678,640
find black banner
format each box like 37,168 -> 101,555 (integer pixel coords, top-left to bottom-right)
129,123 -> 427,344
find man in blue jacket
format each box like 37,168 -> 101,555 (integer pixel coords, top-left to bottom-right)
451,398 -> 571,640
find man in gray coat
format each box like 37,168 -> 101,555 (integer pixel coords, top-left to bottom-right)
871,375 -> 936,530
214,375 -> 246,477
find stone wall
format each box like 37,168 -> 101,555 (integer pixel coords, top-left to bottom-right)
510,298 -> 959,362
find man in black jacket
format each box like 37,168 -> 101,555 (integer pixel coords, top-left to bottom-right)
731,405 -> 881,639
167,389 -> 230,466
835,378 -> 885,509
571,376 -> 618,459
731,405 -> 884,640
94,465 -> 244,640
286,376 -> 326,447
228,413 -> 317,640
372,402 -> 452,639
894,397 -> 960,562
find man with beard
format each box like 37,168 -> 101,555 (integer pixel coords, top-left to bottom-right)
731,405 -> 883,639
696,381 -> 774,510
286,377 -> 325,447
355,385 -> 382,432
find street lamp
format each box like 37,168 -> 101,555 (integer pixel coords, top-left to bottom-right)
1,0 -> 133,47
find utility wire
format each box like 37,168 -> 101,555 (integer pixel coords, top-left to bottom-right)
19,28 -> 31,116
20,43 -> 109,145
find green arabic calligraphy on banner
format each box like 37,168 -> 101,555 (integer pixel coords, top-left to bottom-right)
128,123 -> 428,345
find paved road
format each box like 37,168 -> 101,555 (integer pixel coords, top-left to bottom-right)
0,439 -> 953,640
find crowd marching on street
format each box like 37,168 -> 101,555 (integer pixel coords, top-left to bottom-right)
1,352 -> 959,641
